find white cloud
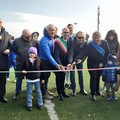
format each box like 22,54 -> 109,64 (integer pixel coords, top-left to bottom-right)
3,12 -> 95,39
3,12 -> 68,38
3,9 -> 120,41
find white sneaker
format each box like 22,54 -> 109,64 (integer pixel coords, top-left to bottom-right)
6,78 -> 10,81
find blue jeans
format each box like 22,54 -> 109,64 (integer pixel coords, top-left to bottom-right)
16,78 -> 22,94
26,81 -> 43,107
70,63 -> 84,92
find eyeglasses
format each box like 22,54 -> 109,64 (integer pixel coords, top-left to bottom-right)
24,36 -> 31,39
77,37 -> 84,39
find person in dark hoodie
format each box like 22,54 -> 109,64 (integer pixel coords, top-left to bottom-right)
39,24 -> 63,100
0,18 -> 11,103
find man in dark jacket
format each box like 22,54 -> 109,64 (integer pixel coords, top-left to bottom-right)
12,29 -> 39,100
73,31 -> 110,101
53,27 -> 70,101
67,31 -> 87,96
0,18 -> 11,103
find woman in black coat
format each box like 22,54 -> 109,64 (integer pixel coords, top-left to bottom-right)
73,31 -> 109,101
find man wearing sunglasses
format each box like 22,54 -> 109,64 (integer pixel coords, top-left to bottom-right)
12,29 -> 39,100
73,31 -> 110,101
67,31 -> 88,96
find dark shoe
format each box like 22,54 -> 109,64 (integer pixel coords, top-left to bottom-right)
0,98 -> 8,103
47,90 -> 54,96
62,93 -> 69,98
13,93 -> 20,100
107,95 -> 111,101
64,83 -> 69,89
38,105 -> 43,110
27,107 -> 32,111
72,91 -> 76,96
43,93 -> 53,100
96,92 -> 101,96
111,96 -> 117,101
80,90 -> 88,95
58,95 -> 64,101
91,95 -> 96,101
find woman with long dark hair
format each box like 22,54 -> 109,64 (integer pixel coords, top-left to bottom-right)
105,29 -> 119,55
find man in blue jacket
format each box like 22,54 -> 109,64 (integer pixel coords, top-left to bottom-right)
39,24 -> 63,100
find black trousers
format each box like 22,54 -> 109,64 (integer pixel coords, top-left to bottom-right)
55,72 -> 65,95
0,73 -> 6,99
89,69 -> 102,95
40,60 -> 54,95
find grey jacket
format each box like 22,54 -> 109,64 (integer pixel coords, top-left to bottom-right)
12,36 -> 39,79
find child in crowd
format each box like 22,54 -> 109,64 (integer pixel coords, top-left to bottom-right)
102,54 -> 118,101
22,47 -> 43,111
6,35 -> 17,82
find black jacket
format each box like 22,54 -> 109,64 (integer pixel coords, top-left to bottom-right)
0,27 -> 11,70
12,36 -> 39,79
22,58 -> 45,80
107,40 -> 119,55
67,37 -> 87,64
75,40 -> 110,68
12,36 -> 39,68
53,37 -> 68,66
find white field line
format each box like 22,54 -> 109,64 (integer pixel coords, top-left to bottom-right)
44,100 -> 59,120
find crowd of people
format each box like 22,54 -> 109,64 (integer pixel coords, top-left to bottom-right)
0,17 -> 120,111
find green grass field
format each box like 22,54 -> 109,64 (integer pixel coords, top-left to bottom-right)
0,64 -> 120,120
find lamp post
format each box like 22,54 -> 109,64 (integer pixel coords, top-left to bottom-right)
74,22 -> 77,33
97,6 -> 100,32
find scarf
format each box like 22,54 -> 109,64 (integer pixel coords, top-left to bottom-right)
90,40 -> 105,56
55,37 -> 67,54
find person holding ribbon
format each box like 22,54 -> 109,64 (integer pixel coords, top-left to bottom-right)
53,27 -> 70,101
72,31 -> 109,101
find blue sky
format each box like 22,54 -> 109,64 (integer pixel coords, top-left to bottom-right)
0,0 -> 120,39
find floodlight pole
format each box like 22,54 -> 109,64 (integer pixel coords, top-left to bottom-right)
97,6 -> 100,32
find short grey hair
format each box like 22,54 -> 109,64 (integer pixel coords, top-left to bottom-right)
45,24 -> 56,31
92,31 -> 101,38
75,31 -> 84,37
